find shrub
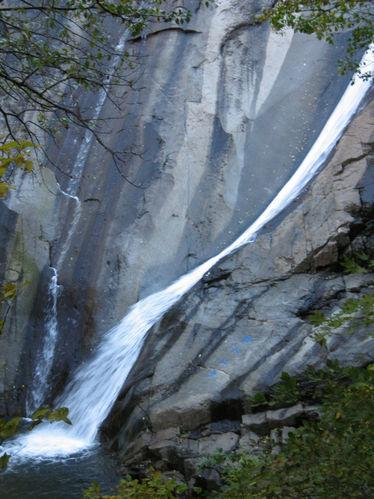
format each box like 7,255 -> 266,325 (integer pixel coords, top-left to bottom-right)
83,470 -> 188,499
217,364 -> 374,498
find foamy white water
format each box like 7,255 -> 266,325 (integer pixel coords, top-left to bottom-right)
9,46 -> 373,459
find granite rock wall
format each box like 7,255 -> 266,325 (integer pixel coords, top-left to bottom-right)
0,0 -> 361,414
102,97 -> 374,473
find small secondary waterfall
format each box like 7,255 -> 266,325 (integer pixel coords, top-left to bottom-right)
27,33 -> 129,412
28,268 -> 60,411
10,46 -> 373,458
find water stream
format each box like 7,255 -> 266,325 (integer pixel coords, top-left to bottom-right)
28,268 -> 60,412
8,45 -> 373,460
27,32 -> 129,412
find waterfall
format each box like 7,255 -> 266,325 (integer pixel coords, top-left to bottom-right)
27,33 -> 129,412
27,268 -> 60,411
9,46 -> 373,459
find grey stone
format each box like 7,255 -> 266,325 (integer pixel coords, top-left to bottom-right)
270,428 -> 282,445
194,468 -> 221,491
344,273 -> 374,292
313,241 -> 339,268
152,427 -> 180,443
104,97 -> 374,469
184,458 -> 201,477
242,413 -> 267,430
0,0 -> 361,414
242,404 -> 310,432
0,1 -> 373,489
198,432 -> 239,455
238,431 -> 260,451
266,404 -> 305,427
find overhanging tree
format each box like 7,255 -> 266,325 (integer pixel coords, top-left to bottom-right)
0,1 -> 191,151
261,0 -> 374,79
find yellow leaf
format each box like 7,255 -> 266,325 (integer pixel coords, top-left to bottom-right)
2,283 -> 17,300
0,182 -> 10,198
0,157 -> 13,169
22,159 -> 33,172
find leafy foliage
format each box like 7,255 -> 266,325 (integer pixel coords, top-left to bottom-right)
199,449 -> 228,470
0,453 -> 10,471
83,365 -> 374,497
217,364 -> 374,498
83,470 -> 188,498
0,140 -> 35,199
0,0 -> 199,148
247,360 -> 373,410
261,0 -> 374,79
0,277 -> 31,335
339,252 -> 374,274
30,406 -> 72,426
308,290 -> 374,347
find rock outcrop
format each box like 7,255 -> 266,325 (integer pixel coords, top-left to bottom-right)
0,0 -> 355,413
102,97 -> 374,476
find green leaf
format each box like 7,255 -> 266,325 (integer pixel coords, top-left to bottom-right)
2,282 -> 17,300
0,417 -> 21,440
309,310 -> 326,326
47,407 -> 72,425
0,453 -> 10,471
249,392 -> 268,408
0,182 -> 10,198
31,407 -> 51,420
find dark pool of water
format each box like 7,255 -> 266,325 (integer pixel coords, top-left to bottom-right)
0,447 -> 120,499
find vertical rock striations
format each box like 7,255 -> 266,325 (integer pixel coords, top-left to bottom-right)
102,97 -> 374,473
0,0 -> 363,413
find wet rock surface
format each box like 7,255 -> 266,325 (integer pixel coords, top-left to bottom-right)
0,0 -> 354,413
103,98 -> 374,475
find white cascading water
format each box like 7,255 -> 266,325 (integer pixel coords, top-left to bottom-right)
28,268 -> 60,411
8,46 -> 373,459
27,33 -> 129,412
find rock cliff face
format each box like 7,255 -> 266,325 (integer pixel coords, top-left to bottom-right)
0,0 -> 364,416
102,97 -> 374,474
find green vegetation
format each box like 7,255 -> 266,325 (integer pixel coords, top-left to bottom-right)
83,470 -> 188,499
216,363 -> 374,498
339,252 -> 374,274
0,1 -> 196,149
247,360 -> 372,410
308,289 -> 374,347
0,140 -> 35,198
261,0 -> 374,79
0,282 -> 18,334
0,407 -> 71,470
0,277 -> 31,335
85,363 -> 374,498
